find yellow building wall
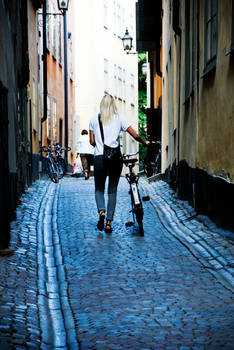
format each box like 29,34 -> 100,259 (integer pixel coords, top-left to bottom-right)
28,0 -> 40,155
197,0 -> 234,181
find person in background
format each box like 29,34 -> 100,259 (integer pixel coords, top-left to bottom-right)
89,94 -> 149,233
76,129 -> 94,180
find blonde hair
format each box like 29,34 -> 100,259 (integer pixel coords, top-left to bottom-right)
100,94 -> 118,125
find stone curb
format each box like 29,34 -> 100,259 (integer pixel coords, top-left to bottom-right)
37,180 -> 79,349
140,179 -> 234,292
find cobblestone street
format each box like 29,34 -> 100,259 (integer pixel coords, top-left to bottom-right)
0,176 -> 234,349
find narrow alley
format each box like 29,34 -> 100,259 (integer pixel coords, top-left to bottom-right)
0,175 -> 233,350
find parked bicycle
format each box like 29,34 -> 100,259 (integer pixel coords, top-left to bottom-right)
123,152 -> 150,235
41,144 -> 71,183
52,143 -> 71,179
41,145 -> 59,183
143,140 -> 161,177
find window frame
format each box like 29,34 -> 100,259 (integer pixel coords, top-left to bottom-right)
184,0 -> 190,101
32,78 -> 37,131
226,0 -> 234,55
104,58 -> 109,93
58,16 -> 62,66
103,0 -> 108,29
52,11 -> 57,59
52,99 -> 57,142
201,0 -> 217,77
130,73 -> 135,106
47,96 -> 51,140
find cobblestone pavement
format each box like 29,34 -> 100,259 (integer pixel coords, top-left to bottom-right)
0,176 -> 234,349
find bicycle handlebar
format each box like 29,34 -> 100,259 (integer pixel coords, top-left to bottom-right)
122,151 -> 139,158
40,145 -> 71,153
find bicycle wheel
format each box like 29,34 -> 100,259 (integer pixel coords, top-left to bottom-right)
143,161 -> 153,177
46,159 -> 59,183
154,153 -> 161,174
57,158 -> 66,179
135,206 -> 144,235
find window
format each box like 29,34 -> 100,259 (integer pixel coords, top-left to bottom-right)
69,37 -> 73,79
122,8 -> 125,36
46,2 -> 50,50
104,58 -> 109,92
114,64 -> 117,97
52,7 -> 56,58
130,73 -> 135,105
113,1 -> 117,35
118,66 -> 122,99
104,0 -> 108,29
52,99 -> 57,141
122,69 -> 126,101
202,0 -> 217,76
130,14 -> 134,46
232,0 -> 234,51
114,2 -> 125,37
117,3 -> 121,36
47,96 -> 51,140
58,16 -> 62,65
185,0 -> 190,100
32,78 -> 36,131
227,0 -> 234,54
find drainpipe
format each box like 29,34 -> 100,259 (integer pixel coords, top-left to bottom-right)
172,0 -> 182,190
176,33 -> 181,190
40,0 -> 47,174
41,0 -> 47,131
29,99 -> 33,184
63,11 -> 68,165
156,39 -> 162,78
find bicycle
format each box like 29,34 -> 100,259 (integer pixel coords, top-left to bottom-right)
143,140 -> 161,177
52,143 -> 71,179
41,145 -> 59,183
123,152 -> 150,235
40,144 -> 71,182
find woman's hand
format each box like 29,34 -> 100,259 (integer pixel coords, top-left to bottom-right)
127,126 -> 149,147
145,141 -> 150,147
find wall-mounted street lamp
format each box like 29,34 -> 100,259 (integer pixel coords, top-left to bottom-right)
122,28 -> 137,54
57,0 -> 69,12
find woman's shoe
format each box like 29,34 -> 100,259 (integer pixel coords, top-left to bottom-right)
84,172 -> 89,180
105,220 -> 112,234
97,211 -> 105,231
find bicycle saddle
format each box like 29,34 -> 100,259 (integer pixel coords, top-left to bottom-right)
123,158 -> 138,164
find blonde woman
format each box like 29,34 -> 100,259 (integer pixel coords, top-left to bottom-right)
89,94 -> 148,233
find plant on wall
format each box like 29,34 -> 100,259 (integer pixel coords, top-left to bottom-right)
138,52 -> 147,170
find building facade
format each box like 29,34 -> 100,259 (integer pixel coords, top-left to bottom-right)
137,0 -> 234,232
0,0 -> 42,247
161,0 -> 234,231
73,0 -> 138,155
40,0 -> 76,167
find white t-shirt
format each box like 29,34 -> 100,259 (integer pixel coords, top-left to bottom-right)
76,134 -> 94,154
89,114 -> 130,156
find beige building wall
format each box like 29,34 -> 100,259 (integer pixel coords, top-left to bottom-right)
28,0 -> 41,155
73,0 -> 138,154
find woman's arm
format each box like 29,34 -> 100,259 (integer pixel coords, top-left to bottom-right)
127,126 -> 149,147
89,130 -> 95,146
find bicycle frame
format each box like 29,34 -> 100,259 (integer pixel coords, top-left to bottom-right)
123,153 -> 144,235
40,144 -> 71,183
